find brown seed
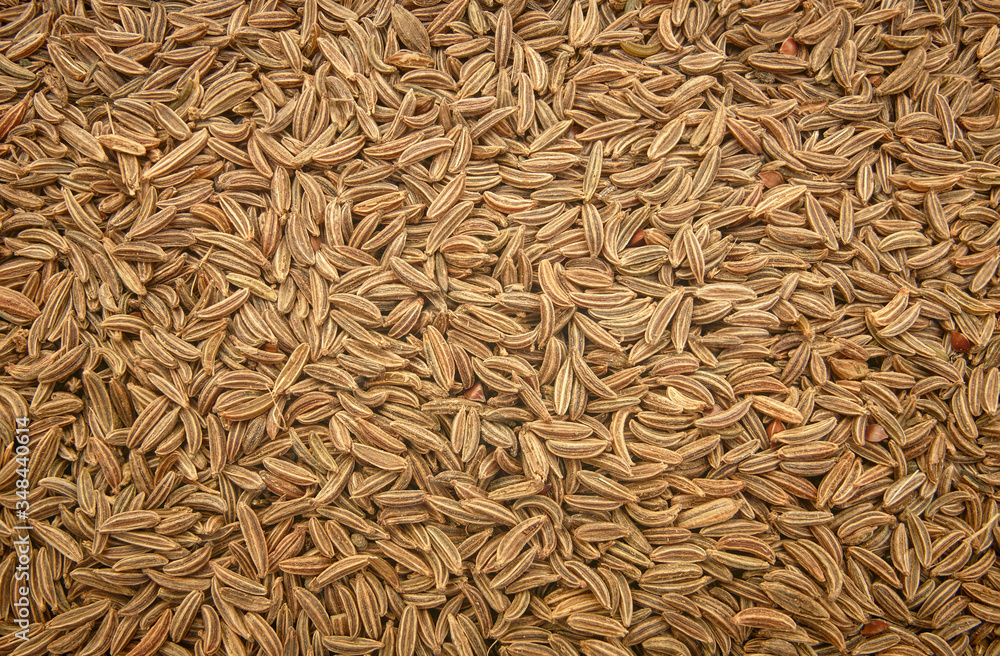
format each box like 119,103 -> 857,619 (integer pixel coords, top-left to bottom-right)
861,620 -> 889,636
2,1 -> 998,654
780,38 -> 799,55
866,424 -> 888,443
760,171 -> 784,188
463,381 -> 486,401
766,419 -> 785,443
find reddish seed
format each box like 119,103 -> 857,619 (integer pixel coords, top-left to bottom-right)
860,620 -> 889,636
310,235 -> 321,251
866,424 -> 888,443
780,37 -> 798,56
131,311 -> 144,318
767,419 -> 785,447
263,343 -> 278,353
463,382 -> 485,402
628,230 -> 645,247
951,331 -> 971,353
760,171 -> 784,188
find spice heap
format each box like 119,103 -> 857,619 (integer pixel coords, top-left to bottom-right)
1,0 -> 1000,655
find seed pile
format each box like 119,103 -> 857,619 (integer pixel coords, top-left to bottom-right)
2,0 -> 1000,654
